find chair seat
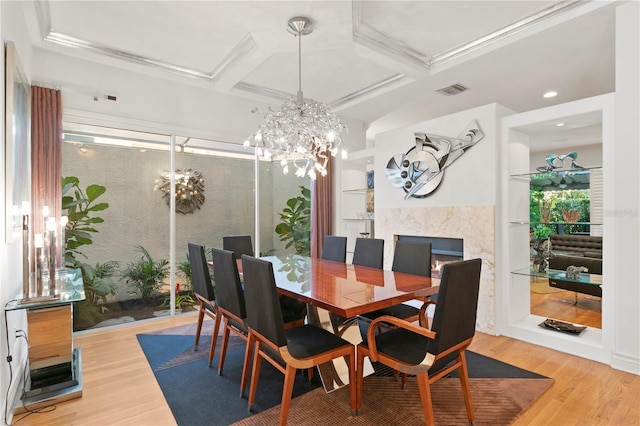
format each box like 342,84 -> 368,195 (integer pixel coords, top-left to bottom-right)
363,326 -> 429,365
286,324 -> 352,359
360,304 -> 420,322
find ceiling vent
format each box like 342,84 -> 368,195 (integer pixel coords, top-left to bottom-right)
436,83 -> 468,96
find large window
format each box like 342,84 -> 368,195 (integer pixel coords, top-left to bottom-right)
62,123 -> 306,331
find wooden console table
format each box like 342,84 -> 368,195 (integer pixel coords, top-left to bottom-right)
6,269 -> 85,413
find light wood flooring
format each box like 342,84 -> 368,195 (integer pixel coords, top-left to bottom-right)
530,280 -> 602,328
13,312 -> 639,426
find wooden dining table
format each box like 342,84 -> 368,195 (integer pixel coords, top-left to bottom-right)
259,254 -> 439,392
262,254 -> 439,318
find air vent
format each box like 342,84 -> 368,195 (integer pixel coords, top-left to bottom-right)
436,83 -> 468,96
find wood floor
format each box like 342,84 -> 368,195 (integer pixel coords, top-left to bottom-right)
13,312 -> 639,426
530,282 -> 602,329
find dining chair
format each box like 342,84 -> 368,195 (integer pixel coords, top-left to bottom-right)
359,241 -> 433,328
210,248 -> 249,380
187,243 -> 218,355
223,235 -> 254,257
356,258 -> 482,426
321,235 -> 347,262
352,237 -> 384,269
241,255 -> 357,426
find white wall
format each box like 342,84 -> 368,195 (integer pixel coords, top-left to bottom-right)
611,1 -> 639,375
375,103 -> 502,208
373,103 -> 513,334
1,2 -> 34,423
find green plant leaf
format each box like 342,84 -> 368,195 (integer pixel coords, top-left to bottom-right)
86,184 -> 107,202
87,202 -> 109,212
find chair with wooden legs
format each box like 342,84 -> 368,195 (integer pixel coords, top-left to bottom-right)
241,255 -> 357,426
352,237 -> 384,269
359,241 -> 433,329
356,258 -> 482,426
321,235 -> 347,262
187,243 -> 218,357
210,248 -> 250,384
222,235 -> 254,257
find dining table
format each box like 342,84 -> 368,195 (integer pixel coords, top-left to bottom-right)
259,254 -> 439,392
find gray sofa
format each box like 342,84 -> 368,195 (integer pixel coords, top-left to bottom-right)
549,234 -> 603,258
548,234 -> 603,298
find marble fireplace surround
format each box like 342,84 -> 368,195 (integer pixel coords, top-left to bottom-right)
377,205 -> 496,334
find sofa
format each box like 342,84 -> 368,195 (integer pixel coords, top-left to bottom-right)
547,234 -> 603,298
549,234 -> 602,258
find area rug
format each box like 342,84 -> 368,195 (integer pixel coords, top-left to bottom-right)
138,323 -> 553,426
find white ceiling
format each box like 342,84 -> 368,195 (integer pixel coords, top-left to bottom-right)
23,0 -> 618,150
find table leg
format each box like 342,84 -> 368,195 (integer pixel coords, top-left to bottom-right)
306,305 -> 374,393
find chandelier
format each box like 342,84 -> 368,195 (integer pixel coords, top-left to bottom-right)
244,17 -> 347,180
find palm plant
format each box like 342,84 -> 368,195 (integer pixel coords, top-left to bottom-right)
121,246 -> 169,303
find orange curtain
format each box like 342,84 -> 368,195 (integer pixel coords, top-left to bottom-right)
31,86 -> 63,267
311,156 -> 334,258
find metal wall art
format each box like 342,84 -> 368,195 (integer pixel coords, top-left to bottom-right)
536,151 -> 584,172
386,120 -> 484,199
154,169 -> 205,214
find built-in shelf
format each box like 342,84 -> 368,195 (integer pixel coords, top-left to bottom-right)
343,218 -> 374,222
510,166 -> 602,181
342,188 -> 369,193
511,266 -> 602,286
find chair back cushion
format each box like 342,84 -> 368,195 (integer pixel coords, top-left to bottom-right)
223,235 -> 254,257
352,238 -> 385,269
187,242 -> 215,301
241,255 -> 287,347
211,248 -> 246,319
392,241 -> 432,277
428,258 -> 482,372
321,235 -> 347,262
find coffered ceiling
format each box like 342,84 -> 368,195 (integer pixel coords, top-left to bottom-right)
23,0 -> 618,149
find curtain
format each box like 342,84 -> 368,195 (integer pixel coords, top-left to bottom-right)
31,86 -> 63,267
310,156 -> 334,258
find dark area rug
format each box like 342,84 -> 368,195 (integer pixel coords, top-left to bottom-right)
137,328 -> 321,426
138,322 -> 553,426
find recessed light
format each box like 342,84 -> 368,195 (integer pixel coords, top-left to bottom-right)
543,91 -> 558,98
556,123 -> 565,127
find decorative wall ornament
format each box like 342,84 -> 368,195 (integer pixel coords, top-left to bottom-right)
536,151 -> 584,172
154,169 -> 205,214
385,120 -> 484,199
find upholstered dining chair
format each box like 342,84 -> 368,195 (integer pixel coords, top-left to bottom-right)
352,237 -> 384,269
222,235 -> 254,257
241,255 -> 357,426
321,235 -> 347,262
356,258 -> 482,426
187,243 -> 218,356
359,241 -> 433,328
210,248 -> 249,379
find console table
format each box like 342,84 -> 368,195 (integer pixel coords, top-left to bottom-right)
6,269 -> 85,413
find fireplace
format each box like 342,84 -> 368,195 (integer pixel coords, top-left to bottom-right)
396,235 -> 464,279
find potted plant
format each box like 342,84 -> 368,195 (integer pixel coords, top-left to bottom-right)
275,186 -> 311,256
121,246 -> 169,303
62,176 -> 118,328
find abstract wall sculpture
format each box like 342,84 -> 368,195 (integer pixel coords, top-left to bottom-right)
385,120 -> 484,199
155,169 -> 205,214
536,151 -> 584,172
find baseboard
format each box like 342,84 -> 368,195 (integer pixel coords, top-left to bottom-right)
611,352 -> 640,376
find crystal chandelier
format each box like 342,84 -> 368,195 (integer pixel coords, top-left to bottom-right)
244,17 -> 347,180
